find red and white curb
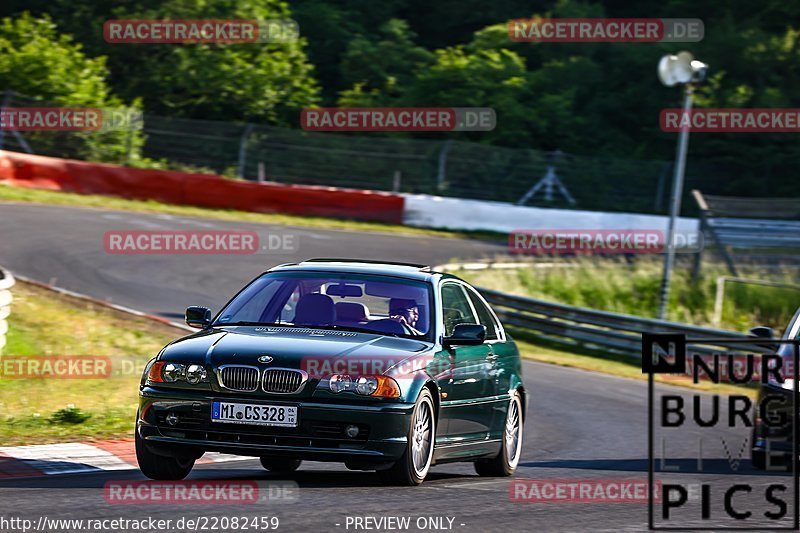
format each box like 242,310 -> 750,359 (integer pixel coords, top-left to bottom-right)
0,439 -> 251,478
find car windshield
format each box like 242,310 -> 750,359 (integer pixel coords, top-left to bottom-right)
213,271 -> 433,340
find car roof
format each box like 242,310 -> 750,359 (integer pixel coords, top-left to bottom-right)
267,258 -> 443,282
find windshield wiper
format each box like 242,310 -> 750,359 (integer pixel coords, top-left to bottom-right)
309,324 -> 408,338
214,321 -> 306,328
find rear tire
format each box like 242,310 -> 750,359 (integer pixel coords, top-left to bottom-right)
475,390 -> 523,477
378,388 -> 435,486
135,425 -> 194,480
260,457 -> 302,473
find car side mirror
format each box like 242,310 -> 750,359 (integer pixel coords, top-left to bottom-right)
444,324 -> 487,347
748,326 -> 774,339
186,306 -> 212,328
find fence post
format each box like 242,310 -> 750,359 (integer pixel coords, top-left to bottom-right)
237,124 -> 254,179
258,161 -> 266,183
436,141 -> 452,192
691,209 -> 707,279
125,119 -> 135,165
392,170 -> 402,192
0,266 -> 15,355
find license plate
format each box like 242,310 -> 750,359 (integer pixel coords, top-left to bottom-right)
211,401 -> 298,427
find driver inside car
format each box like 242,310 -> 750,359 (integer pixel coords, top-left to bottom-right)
389,298 -> 423,335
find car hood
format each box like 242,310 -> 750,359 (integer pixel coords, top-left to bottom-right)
159,326 -> 433,376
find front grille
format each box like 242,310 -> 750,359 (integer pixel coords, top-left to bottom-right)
262,368 -> 307,394
218,365 -> 259,391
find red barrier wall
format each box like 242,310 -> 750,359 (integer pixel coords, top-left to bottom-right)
0,151 -> 405,224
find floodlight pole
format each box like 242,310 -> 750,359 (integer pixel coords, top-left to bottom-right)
657,84 -> 693,320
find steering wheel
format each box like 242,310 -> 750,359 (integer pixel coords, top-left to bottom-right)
367,318 -> 410,335
396,321 -> 414,335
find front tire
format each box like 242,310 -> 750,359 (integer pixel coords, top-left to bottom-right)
260,457 -> 302,473
378,388 -> 436,486
135,425 -> 194,480
475,390 -> 523,477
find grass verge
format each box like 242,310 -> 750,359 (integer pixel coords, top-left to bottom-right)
456,257 -> 800,333
0,281 -> 182,445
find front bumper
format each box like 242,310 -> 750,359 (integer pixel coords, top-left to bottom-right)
137,387 -> 413,464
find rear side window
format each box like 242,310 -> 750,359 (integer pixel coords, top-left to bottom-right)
441,283 -> 477,336
467,290 -> 500,341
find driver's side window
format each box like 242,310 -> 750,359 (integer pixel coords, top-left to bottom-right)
441,283 -> 477,336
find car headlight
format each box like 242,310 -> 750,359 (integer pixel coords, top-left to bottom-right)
322,374 -> 400,398
355,376 -> 378,395
186,364 -> 207,384
329,374 -> 352,393
163,363 -> 186,383
147,361 -> 208,385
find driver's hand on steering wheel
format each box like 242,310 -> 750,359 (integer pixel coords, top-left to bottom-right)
390,314 -> 410,326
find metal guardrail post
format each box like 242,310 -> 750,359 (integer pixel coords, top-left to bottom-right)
0,266 -> 15,354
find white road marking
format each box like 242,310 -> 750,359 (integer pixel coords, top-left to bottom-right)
101,213 -> 165,230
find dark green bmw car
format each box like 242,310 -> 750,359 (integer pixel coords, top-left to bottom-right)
136,259 -> 526,485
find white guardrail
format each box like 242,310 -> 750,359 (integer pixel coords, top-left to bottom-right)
0,266 -> 14,353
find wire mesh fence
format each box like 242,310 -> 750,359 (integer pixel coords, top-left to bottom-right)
0,90 -> 141,164
132,114 -> 679,213
0,89 -> 778,216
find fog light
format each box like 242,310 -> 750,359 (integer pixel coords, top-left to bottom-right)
166,412 -> 179,426
344,424 -> 359,438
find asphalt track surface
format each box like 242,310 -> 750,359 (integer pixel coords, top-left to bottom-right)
0,202 -> 504,318
0,362 -> 791,532
0,202 -> 794,531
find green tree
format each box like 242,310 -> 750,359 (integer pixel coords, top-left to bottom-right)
0,13 -> 110,106
0,13 -> 141,163
1,0 -> 320,124
338,19 -> 434,104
